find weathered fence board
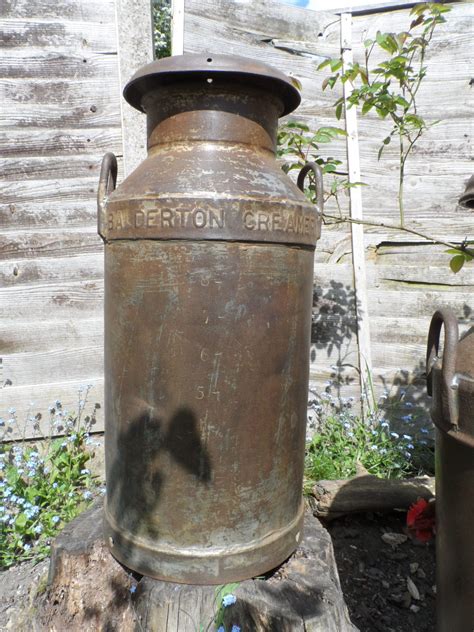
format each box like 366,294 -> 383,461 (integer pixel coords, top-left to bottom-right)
183,0 -> 473,416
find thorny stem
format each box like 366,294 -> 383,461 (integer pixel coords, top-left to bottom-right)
323,212 -> 474,257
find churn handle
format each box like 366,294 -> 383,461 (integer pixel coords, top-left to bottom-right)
97,152 -> 118,239
426,308 -> 459,427
297,162 -> 324,212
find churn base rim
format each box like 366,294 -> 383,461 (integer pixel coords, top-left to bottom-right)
103,501 -> 305,585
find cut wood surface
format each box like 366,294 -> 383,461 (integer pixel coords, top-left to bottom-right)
312,474 -> 436,519
36,502 -> 357,632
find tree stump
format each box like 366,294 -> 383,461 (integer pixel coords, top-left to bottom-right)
35,500 -> 357,631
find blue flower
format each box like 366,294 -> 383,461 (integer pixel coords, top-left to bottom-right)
34,525 -> 42,534
420,428 -> 429,434
83,491 -> 92,500
401,414 -> 413,422
52,516 -> 60,524
222,594 -> 237,607
405,402 -> 414,408
217,627 -> 225,632
129,584 -> 137,594
231,626 -> 241,632
407,443 -> 414,450
381,421 -> 389,428
390,432 -> 399,439
402,434 -> 412,440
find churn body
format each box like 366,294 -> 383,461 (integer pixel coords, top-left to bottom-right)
98,55 -> 322,584
427,309 -> 474,632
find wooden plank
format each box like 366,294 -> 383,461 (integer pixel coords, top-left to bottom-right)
0,229 -> 102,261
0,127 -> 122,157
341,13 -> 373,400
0,378 -> 104,441
0,19 -> 117,51
115,0 -> 154,176
0,280 -> 103,322
0,177 -> 104,205
0,316 -> 102,353
0,155 -> 123,182
0,78 -> 121,109
172,0 -> 185,56
0,49 -> 118,80
0,0 -> 115,22
0,253 -> 103,288
0,101 -> 121,130
3,344 -> 103,388
0,201 -> 100,231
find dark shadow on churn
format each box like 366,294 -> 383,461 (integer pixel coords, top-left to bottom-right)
105,405 -> 212,541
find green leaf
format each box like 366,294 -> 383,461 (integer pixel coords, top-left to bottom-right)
317,59 -> 331,71
361,100 -> 374,114
377,145 -> 385,161
330,58 -> 343,72
335,102 -> 343,120
16,513 -> 28,529
363,38 -> 373,48
450,254 -> 465,273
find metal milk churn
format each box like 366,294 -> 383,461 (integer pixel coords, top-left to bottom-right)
426,309 -> 474,631
97,54 -> 322,583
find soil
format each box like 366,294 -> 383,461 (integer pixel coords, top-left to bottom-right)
327,511 -> 436,632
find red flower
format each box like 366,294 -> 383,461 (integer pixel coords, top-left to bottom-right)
407,498 -> 435,543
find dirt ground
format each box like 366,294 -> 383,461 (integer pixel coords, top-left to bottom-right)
328,511 -> 436,632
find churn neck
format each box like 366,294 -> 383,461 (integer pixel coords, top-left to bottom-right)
123,54 -> 301,153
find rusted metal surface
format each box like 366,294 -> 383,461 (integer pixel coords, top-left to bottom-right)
426,308 -> 474,632
98,54 -> 322,584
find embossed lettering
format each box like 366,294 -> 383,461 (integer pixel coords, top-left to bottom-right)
243,212 -> 255,230
257,212 -> 270,231
161,209 -> 173,228
193,210 -> 206,228
135,211 -> 145,228
209,209 -> 225,228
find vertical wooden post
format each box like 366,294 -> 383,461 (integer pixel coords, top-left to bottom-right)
115,0 -> 154,175
340,12 -> 373,413
171,0 -> 185,55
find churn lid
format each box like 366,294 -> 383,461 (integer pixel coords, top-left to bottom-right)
123,53 -> 301,116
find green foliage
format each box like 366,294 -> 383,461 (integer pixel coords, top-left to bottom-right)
277,121 -> 352,209
446,245 -> 474,273
304,383 -> 434,490
153,0 -> 172,59
213,583 -> 240,630
0,391 -> 101,568
318,2 -> 451,226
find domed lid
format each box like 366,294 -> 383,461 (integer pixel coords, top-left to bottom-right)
123,53 -> 301,116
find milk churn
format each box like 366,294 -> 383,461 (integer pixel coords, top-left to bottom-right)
97,54 -> 322,583
426,308 -> 474,631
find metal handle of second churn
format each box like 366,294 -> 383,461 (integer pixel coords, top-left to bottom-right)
426,308 -> 459,428
297,162 -> 324,212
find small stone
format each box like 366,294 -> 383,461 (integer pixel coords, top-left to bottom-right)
388,593 -> 404,605
407,577 -> 421,600
410,604 -> 420,613
381,532 -> 408,547
416,568 -> 426,580
382,580 -> 390,589
409,562 -> 419,574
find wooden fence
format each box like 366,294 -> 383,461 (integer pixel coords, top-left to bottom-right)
180,0 -> 473,419
1,0 -> 472,439
0,0 -> 152,438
